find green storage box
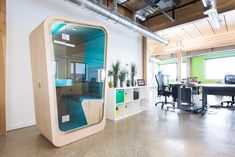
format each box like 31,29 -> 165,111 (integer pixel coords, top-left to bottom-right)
116,89 -> 124,104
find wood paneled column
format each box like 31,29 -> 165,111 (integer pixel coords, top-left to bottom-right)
177,51 -> 182,81
0,0 -> 6,135
142,37 -> 148,84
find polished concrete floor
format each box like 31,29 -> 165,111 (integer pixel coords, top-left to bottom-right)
1,107 -> 235,157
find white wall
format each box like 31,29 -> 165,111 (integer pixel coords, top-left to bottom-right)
6,0 -> 142,130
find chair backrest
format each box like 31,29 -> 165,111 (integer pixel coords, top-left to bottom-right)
224,75 -> 235,84
155,73 -> 165,92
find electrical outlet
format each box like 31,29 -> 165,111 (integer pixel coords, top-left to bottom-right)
66,115 -> 70,122
62,33 -> 70,41
62,115 -> 67,123
62,115 -> 70,123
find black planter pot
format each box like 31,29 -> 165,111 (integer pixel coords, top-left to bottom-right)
113,76 -> 118,88
126,81 -> 130,87
131,78 -> 135,86
120,82 -> 124,87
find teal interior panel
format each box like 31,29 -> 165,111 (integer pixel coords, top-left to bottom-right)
59,96 -> 88,132
56,79 -> 74,87
84,28 -> 105,98
51,21 -> 106,132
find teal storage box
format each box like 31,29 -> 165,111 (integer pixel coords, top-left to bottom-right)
56,79 -> 74,87
116,89 -> 124,104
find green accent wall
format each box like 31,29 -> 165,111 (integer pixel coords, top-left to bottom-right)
191,52 -> 235,84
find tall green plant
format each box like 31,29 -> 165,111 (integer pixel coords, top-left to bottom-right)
130,63 -> 137,86
112,61 -> 120,76
108,70 -> 114,88
111,61 -> 121,87
108,70 -> 113,77
119,68 -> 128,87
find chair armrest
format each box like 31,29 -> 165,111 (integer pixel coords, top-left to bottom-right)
164,85 -> 172,92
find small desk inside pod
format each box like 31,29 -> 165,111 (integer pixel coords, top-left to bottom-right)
29,17 -> 107,147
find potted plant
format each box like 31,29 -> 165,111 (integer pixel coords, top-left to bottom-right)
111,61 -> 120,88
126,79 -> 131,87
108,70 -> 113,88
130,63 -> 137,86
119,68 -> 128,87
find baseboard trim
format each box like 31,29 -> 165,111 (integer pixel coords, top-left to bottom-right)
7,121 -> 36,131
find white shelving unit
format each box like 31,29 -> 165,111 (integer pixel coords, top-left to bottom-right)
106,86 -> 147,121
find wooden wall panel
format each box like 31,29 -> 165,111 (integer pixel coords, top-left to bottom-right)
224,10 -> 235,32
142,37 -> 147,83
150,31 -> 235,55
193,19 -> 215,37
149,9 -> 235,56
0,0 -> 6,135
183,24 -> 203,38
145,0 -> 235,31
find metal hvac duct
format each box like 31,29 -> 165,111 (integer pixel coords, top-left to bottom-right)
66,0 -> 169,45
202,0 -> 221,29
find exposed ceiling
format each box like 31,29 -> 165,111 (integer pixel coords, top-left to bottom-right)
76,0 -> 235,55
144,0 -> 235,31
148,9 -> 235,56
122,0 -> 190,15
97,0 -> 235,30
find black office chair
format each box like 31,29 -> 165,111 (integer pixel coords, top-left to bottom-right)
155,72 -> 174,108
221,75 -> 235,107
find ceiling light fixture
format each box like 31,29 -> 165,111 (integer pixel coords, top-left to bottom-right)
206,10 -> 221,29
54,40 -> 76,48
202,0 -> 222,29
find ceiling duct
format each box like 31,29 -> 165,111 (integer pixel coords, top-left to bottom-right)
66,0 -> 169,45
134,0 -> 181,22
202,0 -> 222,29
116,0 -> 129,5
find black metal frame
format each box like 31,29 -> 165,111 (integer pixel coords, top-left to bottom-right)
147,0 -> 200,20
156,95 -> 175,108
202,86 -> 235,114
144,0 -> 175,21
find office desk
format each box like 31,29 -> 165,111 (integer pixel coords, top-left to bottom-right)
197,84 -> 235,114
167,82 -> 184,108
168,82 -> 202,113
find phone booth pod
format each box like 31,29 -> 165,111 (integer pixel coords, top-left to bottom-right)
29,17 -> 108,147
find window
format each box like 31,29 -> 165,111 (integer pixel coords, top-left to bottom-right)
159,63 -> 177,81
70,62 -> 86,81
205,56 -> 235,79
159,62 -> 187,81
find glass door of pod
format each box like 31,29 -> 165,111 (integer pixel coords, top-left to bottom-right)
51,21 -> 106,132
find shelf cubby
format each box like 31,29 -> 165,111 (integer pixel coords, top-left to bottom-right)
107,86 -> 147,121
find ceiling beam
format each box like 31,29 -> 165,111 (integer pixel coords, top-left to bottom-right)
107,0 -> 134,18
149,31 -> 235,56
0,0 -> 6,135
145,0 -> 235,31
